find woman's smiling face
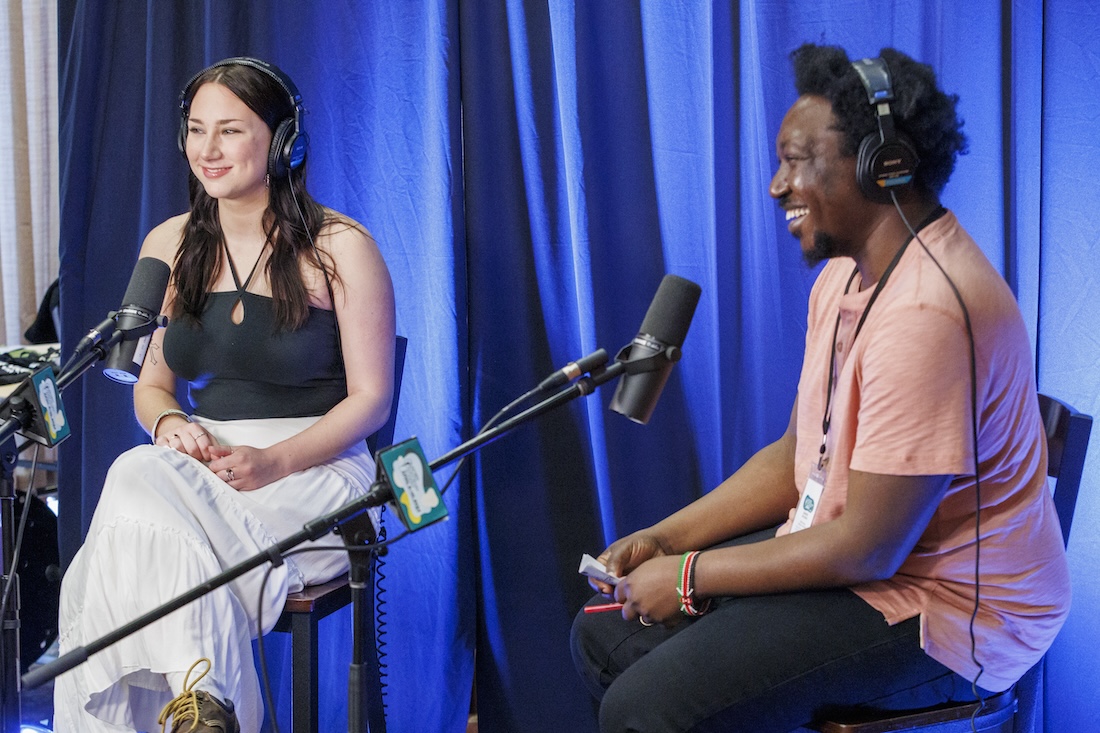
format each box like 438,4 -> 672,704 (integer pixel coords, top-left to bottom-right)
183,82 -> 273,205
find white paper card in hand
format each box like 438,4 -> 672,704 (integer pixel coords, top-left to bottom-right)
579,553 -> 620,585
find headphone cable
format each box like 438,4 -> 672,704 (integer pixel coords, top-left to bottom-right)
891,194 -> 986,723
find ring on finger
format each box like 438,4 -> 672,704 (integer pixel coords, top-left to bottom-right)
226,468 -> 236,482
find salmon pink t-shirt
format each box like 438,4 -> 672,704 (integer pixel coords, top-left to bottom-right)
777,211 -> 1070,692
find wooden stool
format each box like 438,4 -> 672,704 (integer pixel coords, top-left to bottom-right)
272,577 -> 353,732
270,336 -> 406,733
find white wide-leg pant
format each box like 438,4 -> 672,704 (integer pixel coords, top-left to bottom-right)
54,416 -> 375,733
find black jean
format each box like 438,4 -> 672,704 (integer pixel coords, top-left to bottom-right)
570,530 -> 987,733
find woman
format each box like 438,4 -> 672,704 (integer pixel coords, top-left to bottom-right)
54,57 -> 396,733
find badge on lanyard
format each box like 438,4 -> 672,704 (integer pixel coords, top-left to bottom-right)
790,462 -> 827,533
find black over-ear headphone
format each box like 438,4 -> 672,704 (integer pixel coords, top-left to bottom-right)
177,56 -> 308,178
850,57 -> 919,203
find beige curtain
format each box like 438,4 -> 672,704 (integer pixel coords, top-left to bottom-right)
0,0 -> 59,345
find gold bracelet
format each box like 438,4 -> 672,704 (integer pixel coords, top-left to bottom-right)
151,408 -> 191,443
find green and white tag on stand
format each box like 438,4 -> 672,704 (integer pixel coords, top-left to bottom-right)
378,437 -> 448,532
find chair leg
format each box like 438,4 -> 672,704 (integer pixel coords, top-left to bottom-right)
289,611 -> 319,733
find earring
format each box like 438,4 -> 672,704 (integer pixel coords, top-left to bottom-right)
264,173 -> 270,188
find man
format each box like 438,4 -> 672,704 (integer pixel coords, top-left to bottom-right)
571,43 -> 1070,733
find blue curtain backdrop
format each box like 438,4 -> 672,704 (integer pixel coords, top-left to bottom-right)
55,1 -> 1099,732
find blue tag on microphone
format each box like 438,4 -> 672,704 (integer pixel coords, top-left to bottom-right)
17,366 -> 70,447
378,437 -> 448,531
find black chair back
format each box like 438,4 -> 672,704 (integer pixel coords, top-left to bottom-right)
367,335 -> 408,454
813,392 -> 1094,732
1038,393 -> 1094,547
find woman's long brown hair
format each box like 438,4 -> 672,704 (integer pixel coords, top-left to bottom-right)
174,62 -> 339,330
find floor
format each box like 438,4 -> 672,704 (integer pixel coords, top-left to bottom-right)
22,644 -> 479,733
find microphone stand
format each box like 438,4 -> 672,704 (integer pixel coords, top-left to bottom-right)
0,354 -> 104,732
0,313 -> 164,733
429,361 -> 623,471
339,511 -> 384,733
22,359 -> 629,733
0,352 -> 110,733
0,407 -> 31,732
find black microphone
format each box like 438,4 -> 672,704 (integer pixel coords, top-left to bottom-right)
609,274 -> 701,424
537,348 -> 610,392
102,258 -> 171,384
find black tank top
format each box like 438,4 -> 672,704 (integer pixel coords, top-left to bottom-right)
163,291 -> 347,419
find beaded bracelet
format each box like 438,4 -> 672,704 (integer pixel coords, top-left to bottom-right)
151,408 -> 191,443
677,550 -> 712,617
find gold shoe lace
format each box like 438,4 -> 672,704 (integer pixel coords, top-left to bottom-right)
158,657 -> 213,733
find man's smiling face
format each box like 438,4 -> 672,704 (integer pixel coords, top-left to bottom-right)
769,95 -> 872,267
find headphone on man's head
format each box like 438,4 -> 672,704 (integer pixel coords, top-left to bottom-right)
177,56 -> 308,179
850,57 -> 919,203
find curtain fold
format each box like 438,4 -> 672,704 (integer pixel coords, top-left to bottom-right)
0,0 -> 58,344
55,1 -> 1100,731
1034,5 -> 1100,733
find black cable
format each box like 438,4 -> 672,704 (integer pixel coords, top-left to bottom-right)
372,511 -> 391,721
890,194 -> 985,729
436,376 -> 568,499
0,443 -> 41,620
253,532 -> 409,733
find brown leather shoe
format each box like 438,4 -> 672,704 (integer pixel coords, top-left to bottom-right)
158,658 -> 241,733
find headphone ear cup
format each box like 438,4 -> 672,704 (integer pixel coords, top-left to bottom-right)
268,118 -> 294,178
856,132 -> 885,201
177,115 -> 188,157
855,132 -> 920,203
267,117 -> 308,178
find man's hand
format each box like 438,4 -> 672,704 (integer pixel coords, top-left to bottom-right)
590,531 -> 671,595
614,554 -> 684,625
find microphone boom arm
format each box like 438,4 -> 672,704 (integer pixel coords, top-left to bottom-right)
22,355 -> 628,692
426,360 -> 625,474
